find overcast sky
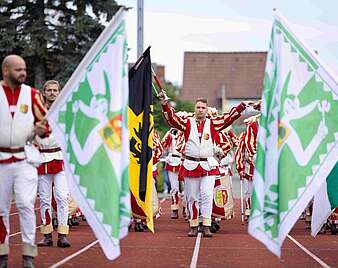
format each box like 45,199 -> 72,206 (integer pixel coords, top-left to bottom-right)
117,0 -> 338,85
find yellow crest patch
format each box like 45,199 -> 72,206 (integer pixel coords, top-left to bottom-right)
214,186 -> 228,208
20,104 -> 29,113
277,120 -> 290,148
99,114 -> 122,151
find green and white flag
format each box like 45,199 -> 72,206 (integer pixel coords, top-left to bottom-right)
312,161 -> 338,236
248,10 -> 338,257
47,8 -> 130,260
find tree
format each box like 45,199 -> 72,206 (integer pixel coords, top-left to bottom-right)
0,0 -> 120,89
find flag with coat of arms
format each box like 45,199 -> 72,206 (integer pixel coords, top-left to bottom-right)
248,10 -> 338,257
47,7 -> 130,260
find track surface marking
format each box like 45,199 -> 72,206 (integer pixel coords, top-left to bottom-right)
287,235 -> 331,268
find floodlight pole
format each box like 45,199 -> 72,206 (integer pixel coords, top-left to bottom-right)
137,0 -> 144,58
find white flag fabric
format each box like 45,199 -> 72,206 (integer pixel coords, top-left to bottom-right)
47,8 -> 130,260
248,10 -> 338,257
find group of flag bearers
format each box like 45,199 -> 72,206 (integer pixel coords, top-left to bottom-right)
129,65 -> 263,236
1,43 -> 338,268
1,8 -> 338,267
0,53 -> 336,268
130,65 -> 338,239
158,95 -> 262,236
160,94 -> 249,238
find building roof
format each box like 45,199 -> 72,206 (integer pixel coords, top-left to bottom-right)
129,62 -> 165,85
181,51 -> 267,108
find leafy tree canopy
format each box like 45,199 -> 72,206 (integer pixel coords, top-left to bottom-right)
0,0 -> 120,88
0,0 -> 194,140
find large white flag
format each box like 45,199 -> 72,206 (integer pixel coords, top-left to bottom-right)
248,10 -> 338,257
47,8 -> 130,260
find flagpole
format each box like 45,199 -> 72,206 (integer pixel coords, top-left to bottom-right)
131,53 -> 145,71
131,46 -> 152,72
152,83 -> 159,95
151,66 -> 164,92
151,66 -> 171,102
137,0 -> 144,58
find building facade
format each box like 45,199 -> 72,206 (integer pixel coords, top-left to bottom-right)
181,51 -> 267,112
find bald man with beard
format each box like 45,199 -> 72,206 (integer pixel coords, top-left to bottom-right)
0,55 -> 48,268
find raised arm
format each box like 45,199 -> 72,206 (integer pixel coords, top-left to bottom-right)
212,103 -> 246,131
162,103 -> 188,132
158,91 -> 189,132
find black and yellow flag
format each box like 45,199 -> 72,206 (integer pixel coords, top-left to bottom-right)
128,47 -> 154,231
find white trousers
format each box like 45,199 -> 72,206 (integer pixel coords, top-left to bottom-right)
184,176 -> 215,226
38,171 -> 69,230
0,160 -> 38,257
168,171 -> 179,210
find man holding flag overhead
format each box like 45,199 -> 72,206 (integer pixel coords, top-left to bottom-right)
158,93 -> 248,237
46,7 -> 130,261
248,10 -> 338,257
128,47 -> 155,232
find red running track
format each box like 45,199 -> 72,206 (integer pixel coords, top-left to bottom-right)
6,198 -> 338,267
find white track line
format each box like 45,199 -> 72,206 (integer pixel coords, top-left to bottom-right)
287,235 -> 331,268
10,207 -> 39,216
9,225 -> 42,238
49,200 -> 167,268
49,240 -> 99,268
189,233 -> 202,268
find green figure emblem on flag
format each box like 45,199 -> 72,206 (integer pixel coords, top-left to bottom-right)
47,9 -> 130,261
248,10 -> 338,257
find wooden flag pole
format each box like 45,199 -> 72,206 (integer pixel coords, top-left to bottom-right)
151,66 -> 170,101
151,66 -> 164,92
152,83 -> 159,95
131,55 -> 144,71
131,46 -> 151,71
